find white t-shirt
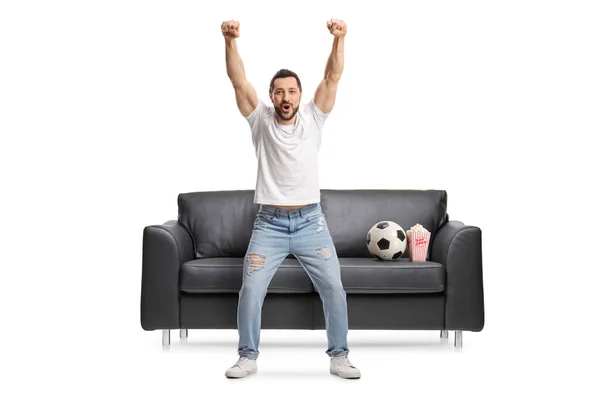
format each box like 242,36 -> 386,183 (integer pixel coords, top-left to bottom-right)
245,99 -> 330,205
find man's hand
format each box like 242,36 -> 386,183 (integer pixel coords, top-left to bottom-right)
222,20 -> 240,40
327,19 -> 347,37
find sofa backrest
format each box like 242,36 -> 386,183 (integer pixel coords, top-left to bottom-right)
178,189 -> 448,259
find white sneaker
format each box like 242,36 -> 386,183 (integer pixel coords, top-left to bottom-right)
330,355 -> 361,379
225,357 -> 257,378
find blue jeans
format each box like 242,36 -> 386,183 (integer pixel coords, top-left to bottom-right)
237,202 -> 350,360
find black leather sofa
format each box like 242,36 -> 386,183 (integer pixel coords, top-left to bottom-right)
140,189 -> 485,347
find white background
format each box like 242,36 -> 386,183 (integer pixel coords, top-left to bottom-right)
1,0 -> 599,398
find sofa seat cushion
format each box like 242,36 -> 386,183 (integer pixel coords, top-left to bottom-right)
180,257 -> 444,295
339,258 -> 445,294
180,257 -> 313,294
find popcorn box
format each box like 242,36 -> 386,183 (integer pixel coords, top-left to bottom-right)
406,224 -> 431,262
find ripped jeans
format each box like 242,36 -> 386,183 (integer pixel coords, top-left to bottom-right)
237,202 -> 350,360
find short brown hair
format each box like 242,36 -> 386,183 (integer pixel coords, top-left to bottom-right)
269,69 -> 302,94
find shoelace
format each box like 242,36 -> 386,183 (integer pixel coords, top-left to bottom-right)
333,356 -> 355,368
234,357 -> 249,367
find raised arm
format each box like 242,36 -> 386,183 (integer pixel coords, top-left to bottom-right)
314,19 -> 346,114
222,20 -> 258,117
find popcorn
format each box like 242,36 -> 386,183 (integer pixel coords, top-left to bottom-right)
407,223 -> 427,233
406,223 -> 431,262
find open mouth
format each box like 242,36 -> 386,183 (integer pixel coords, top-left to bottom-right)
282,103 -> 292,112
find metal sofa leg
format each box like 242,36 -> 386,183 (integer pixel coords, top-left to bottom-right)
162,329 -> 170,346
180,329 -> 188,338
440,330 -> 448,339
454,330 -> 463,347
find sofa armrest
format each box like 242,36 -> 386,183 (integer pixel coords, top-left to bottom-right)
140,220 -> 195,330
431,220 -> 485,332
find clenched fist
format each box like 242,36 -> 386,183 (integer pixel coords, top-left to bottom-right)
222,20 -> 240,39
327,19 -> 347,37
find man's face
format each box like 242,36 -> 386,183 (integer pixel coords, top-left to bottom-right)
270,77 -> 301,122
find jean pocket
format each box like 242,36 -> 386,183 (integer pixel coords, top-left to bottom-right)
257,211 -> 276,221
304,212 -> 325,222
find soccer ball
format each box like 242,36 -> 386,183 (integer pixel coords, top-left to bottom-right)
367,221 -> 407,261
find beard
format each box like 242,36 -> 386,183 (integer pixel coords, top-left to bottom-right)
275,102 -> 299,121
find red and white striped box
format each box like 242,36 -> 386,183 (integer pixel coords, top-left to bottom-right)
407,225 -> 431,262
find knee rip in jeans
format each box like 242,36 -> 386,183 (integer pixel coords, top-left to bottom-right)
317,247 -> 331,259
247,253 -> 266,274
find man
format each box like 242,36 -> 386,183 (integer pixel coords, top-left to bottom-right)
221,18 -> 360,380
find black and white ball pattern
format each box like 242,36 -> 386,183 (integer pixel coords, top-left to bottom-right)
366,221 -> 407,261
